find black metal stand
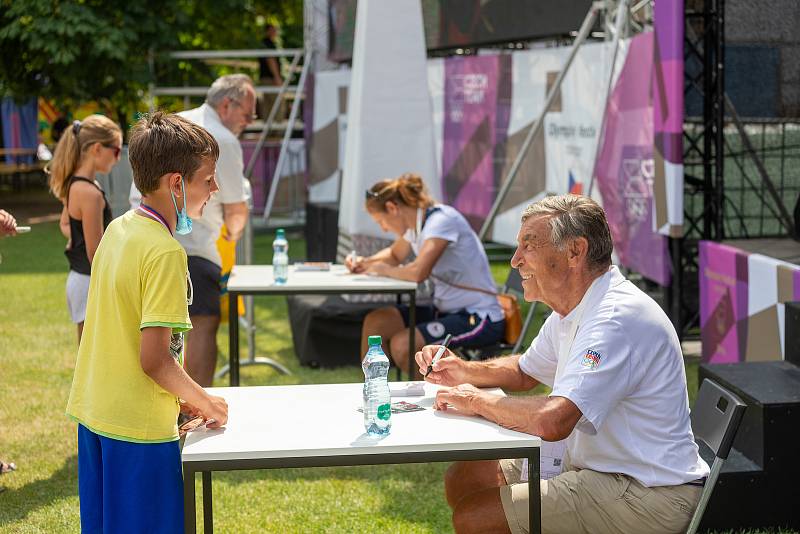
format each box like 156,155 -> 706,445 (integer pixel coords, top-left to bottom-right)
668,0 -> 726,339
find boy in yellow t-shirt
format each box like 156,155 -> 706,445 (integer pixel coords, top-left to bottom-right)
66,112 -> 228,533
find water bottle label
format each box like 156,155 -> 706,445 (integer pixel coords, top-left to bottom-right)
377,403 -> 391,421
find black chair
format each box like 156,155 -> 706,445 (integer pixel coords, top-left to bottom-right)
686,379 -> 747,534
457,268 -> 547,360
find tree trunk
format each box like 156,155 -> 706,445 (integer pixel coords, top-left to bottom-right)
116,106 -> 128,143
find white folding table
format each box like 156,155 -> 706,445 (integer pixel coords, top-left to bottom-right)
225,264 -> 419,384
182,383 -> 542,533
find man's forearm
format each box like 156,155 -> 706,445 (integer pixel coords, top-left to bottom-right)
472,394 -> 576,441
222,204 -> 248,241
463,354 -> 538,391
473,394 -> 547,436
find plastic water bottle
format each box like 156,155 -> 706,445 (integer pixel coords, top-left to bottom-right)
272,228 -> 289,285
362,335 -> 391,436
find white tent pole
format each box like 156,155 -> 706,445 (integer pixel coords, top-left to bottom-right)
262,49 -> 312,221
478,1 -> 602,240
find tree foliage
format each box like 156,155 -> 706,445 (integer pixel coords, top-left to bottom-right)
0,0 -> 303,128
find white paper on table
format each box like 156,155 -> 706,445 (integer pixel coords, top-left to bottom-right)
389,382 -> 426,397
520,439 -> 567,482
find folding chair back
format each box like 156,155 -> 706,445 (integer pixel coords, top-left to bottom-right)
686,379 -> 747,534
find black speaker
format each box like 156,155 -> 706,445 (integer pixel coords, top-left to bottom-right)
786,301 -> 800,367
697,361 -> 800,531
305,202 -> 339,262
286,295 -> 381,368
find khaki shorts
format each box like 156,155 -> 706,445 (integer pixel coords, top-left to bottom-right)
499,458 -> 702,534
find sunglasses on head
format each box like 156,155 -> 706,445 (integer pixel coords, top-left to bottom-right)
365,189 -> 381,200
102,143 -> 121,158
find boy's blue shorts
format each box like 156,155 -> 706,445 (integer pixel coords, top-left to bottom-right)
78,424 -> 184,534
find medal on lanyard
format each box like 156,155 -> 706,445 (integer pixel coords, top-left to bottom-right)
138,204 -> 172,236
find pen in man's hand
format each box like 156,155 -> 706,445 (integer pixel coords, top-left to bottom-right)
424,334 -> 453,377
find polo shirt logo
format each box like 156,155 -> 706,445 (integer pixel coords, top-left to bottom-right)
581,349 -> 602,369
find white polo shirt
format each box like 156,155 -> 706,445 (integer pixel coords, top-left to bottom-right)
406,205 -> 503,321
176,104 -> 247,267
519,266 -> 709,487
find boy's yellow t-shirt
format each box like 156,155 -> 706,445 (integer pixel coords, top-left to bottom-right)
66,210 -> 192,443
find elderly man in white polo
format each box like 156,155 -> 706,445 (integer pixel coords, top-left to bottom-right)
415,194 -> 708,534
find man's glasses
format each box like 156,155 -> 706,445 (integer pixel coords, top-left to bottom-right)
102,143 -> 121,158
230,99 -> 258,120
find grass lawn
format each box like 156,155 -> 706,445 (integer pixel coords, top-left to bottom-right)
0,221 -> 786,533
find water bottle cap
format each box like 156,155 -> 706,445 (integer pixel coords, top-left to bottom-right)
367,335 -> 382,346
276,228 -> 285,238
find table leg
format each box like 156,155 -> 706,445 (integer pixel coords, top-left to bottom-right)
183,466 -> 196,534
528,449 -> 542,534
202,471 -> 213,534
408,291 -> 416,380
229,291 -> 240,387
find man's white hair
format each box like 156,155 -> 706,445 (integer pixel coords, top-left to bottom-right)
206,74 -> 254,108
521,194 -> 613,271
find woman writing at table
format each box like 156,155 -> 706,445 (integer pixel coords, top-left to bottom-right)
347,173 -> 504,377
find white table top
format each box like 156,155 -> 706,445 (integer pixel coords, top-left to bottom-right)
228,264 -> 418,293
182,383 -> 541,463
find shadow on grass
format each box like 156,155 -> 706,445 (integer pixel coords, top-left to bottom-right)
214,463 -> 450,531
0,221 -> 72,274
0,455 -> 78,527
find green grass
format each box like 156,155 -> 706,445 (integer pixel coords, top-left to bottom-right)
0,222 -> 788,533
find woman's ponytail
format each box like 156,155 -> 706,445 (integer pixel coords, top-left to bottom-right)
46,115 -> 121,202
47,122 -> 82,201
365,172 -> 434,212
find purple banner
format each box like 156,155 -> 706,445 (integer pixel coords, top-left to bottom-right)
593,32 -> 671,285
699,241 -> 751,363
796,270 -> 800,301
241,141 -> 281,215
441,54 -> 511,229
653,0 -> 684,144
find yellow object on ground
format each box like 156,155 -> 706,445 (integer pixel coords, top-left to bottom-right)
218,224 -> 245,323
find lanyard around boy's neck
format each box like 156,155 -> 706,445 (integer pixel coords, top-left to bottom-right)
138,204 -> 173,236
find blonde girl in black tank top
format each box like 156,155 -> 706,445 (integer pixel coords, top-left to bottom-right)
47,115 -> 122,343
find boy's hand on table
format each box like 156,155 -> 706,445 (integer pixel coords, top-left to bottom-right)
180,400 -> 203,418
199,395 -> 228,428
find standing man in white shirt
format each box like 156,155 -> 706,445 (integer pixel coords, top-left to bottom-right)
166,74 -> 254,387
415,194 -> 709,534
